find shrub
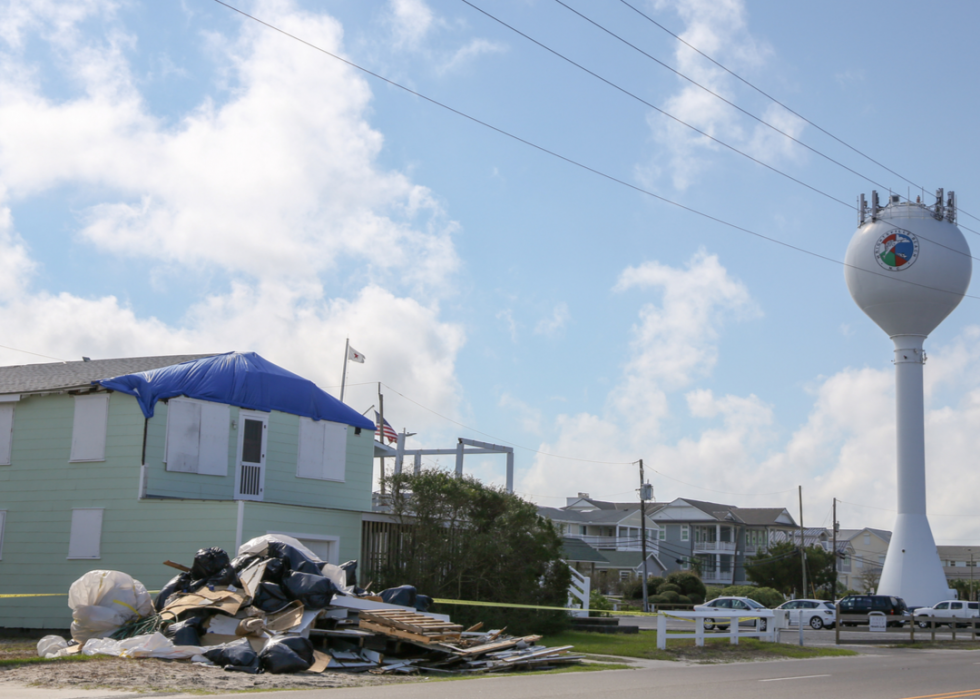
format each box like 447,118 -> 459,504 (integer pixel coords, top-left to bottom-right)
646,576 -> 666,597
686,592 -> 704,605
589,589 -> 613,617
659,583 -> 682,595
666,571 -> 707,600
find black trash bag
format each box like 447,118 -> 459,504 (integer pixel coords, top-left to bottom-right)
190,547 -> 239,589
203,638 -> 259,671
415,595 -> 433,613
338,560 -> 358,588
266,542 -> 322,576
230,553 -> 261,572
261,558 -> 285,585
165,613 -> 209,647
281,570 -> 341,610
258,636 -> 314,674
155,572 -> 192,612
380,585 -> 417,608
252,582 -> 291,613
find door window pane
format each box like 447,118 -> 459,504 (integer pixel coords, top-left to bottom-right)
242,419 -> 263,463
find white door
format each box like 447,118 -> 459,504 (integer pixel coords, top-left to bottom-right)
236,412 -> 267,501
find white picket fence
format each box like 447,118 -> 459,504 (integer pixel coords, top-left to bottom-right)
655,609 -> 775,649
566,565 -> 590,617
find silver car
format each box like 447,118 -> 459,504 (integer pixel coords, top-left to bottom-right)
694,596 -> 768,631
776,598 -> 836,630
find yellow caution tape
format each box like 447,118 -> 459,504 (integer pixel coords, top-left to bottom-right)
113,599 -> 139,615
0,593 -> 68,599
431,598 -> 660,617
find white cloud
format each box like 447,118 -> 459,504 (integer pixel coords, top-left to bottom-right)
534,302 -> 570,338
645,0 -> 801,189
0,1 -> 469,438
437,38 -> 507,75
387,0 -> 435,51
0,0 -> 459,296
520,250 -> 759,504
499,392 -> 542,435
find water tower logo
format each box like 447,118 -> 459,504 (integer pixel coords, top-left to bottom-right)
875,228 -> 919,271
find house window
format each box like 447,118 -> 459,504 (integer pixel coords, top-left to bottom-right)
0,510 -> 5,559
165,398 -> 230,476
0,404 -> 13,465
297,418 -> 347,482
681,524 -> 689,542
658,528 -> 666,540
70,394 -> 109,462
681,559 -> 689,570
68,508 -> 103,559
864,533 -> 871,545
620,571 -> 631,581
856,557 -> 863,568
579,525 -> 587,536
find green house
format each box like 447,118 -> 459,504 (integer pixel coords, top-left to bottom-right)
0,352 -> 376,629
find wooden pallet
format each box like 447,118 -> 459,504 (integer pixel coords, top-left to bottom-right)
359,609 -> 464,644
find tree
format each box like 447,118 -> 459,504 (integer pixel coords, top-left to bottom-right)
858,566 -> 881,594
378,469 -> 571,634
746,542 -> 838,597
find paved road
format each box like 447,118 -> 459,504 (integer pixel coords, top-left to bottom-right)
6,642 -> 980,699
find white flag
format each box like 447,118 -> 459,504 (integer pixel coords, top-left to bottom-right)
347,346 -> 365,363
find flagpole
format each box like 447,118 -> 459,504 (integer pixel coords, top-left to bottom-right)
378,382 -> 386,496
340,338 -> 350,403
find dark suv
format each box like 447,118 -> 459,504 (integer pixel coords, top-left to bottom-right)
838,595 -> 909,626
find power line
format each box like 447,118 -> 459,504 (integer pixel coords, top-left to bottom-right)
464,0 -> 980,261
461,0 -> 854,211
210,1 -> 980,303
616,0 -> 980,229
0,344 -> 67,362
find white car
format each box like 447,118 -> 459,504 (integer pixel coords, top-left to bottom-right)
694,596 -> 769,631
776,599 -> 836,630
913,600 -> 980,628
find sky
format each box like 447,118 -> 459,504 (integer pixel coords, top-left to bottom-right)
2,0 -> 980,543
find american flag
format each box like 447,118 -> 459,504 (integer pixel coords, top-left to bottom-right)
375,412 -> 398,444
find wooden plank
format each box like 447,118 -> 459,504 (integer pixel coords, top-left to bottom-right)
163,560 -> 191,572
502,645 -> 573,663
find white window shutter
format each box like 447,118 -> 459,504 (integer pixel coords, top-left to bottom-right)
198,402 -> 230,476
68,508 -> 103,559
297,417 -> 325,479
0,405 -> 13,465
166,399 -> 201,473
321,421 -> 347,481
70,394 -> 109,462
0,510 -> 6,560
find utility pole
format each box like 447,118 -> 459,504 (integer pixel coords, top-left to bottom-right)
799,485 -> 806,647
832,498 -> 838,603
378,383 -> 386,496
639,459 -> 650,614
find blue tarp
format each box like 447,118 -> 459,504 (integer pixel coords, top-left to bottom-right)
97,352 -> 375,429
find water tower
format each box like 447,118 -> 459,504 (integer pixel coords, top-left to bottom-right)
845,189 -> 970,608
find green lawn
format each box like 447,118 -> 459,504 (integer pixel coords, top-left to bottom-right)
543,630 -> 857,663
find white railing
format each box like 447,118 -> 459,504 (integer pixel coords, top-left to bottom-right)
700,571 -> 733,584
569,534 -> 658,552
566,564 -> 590,618
693,541 -> 737,552
655,609 -> 775,649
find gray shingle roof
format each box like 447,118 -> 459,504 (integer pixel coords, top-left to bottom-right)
731,507 -> 794,526
561,537 -> 608,563
0,355 -> 215,395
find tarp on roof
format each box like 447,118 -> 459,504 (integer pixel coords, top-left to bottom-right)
97,351 -> 375,429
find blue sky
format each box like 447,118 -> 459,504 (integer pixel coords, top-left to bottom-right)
2,0 -> 980,542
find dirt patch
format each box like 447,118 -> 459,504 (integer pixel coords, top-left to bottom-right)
0,655 -> 423,694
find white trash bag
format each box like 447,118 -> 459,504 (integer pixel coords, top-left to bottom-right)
82,632 -> 203,660
68,570 -> 153,644
37,634 -> 69,659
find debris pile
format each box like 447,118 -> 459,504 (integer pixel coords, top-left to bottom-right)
38,534 -> 580,676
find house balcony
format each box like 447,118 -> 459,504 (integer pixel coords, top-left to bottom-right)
700,570 -> 735,584
568,534 -> 658,552
693,541 -> 737,553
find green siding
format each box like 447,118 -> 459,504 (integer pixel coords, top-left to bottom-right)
0,390 -> 374,629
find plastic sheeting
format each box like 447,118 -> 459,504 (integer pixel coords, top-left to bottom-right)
97,352 -> 374,429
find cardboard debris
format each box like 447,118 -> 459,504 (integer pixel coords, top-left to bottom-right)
51,536 -> 580,676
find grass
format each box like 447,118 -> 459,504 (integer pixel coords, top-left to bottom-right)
543,630 -> 857,663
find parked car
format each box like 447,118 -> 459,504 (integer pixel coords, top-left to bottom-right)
775,599 -> 836,630
694,597 -> 769,631
838,595 -> 909,626
913,600 -> 980,628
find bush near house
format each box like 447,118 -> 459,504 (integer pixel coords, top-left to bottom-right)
378,470 -> 572,635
